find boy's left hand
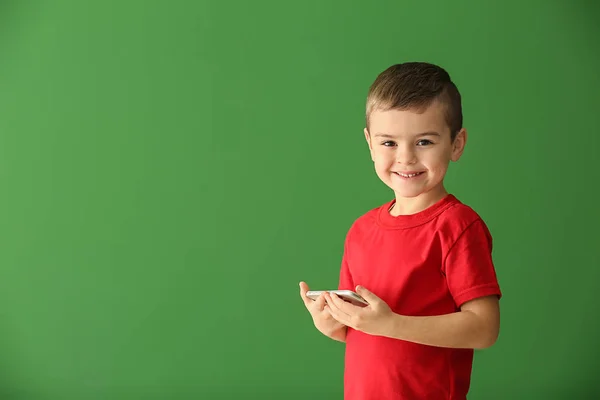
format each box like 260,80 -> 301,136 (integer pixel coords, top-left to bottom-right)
324,285 -> 394,337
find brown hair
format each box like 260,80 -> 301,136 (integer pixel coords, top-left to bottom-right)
366,62 -> 463,140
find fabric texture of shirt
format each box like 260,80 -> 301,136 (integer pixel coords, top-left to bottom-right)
338,194 -> 502,400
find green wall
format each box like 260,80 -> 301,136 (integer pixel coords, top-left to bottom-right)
0,1 -> 598,399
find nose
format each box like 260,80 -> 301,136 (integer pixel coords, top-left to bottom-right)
395,143 -> 417,165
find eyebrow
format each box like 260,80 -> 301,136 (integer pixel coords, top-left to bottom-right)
373,131 -> 441,138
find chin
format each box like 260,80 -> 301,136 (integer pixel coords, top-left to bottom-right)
392,188 -> 426,198
381,181 -> 421,197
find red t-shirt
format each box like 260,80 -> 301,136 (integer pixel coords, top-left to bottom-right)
337,194 -> 502,400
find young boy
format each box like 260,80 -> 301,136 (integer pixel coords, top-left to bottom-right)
300,62 -> 502,400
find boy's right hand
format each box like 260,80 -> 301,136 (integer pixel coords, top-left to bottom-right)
299,281 -> 347,342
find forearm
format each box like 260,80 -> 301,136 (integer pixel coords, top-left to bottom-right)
382,310 -> 498,349
322,323 -> 347,343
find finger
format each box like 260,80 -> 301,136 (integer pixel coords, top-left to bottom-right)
325,292 -> 352,319
299,281 -> 309,296
329,292 -> 360,315
314,294 -> 326,311
325,304 -> 350,326
299,282 -> 312,307
355,285 -> 379,305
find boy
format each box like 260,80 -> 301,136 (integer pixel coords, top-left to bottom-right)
300,62 -> 502,400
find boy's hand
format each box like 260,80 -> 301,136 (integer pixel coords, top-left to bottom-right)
299,282 -> 346,340
324,285 -> 394,336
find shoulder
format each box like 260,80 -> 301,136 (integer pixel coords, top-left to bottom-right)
439,197 -> 484,228
437,196 -> 493,244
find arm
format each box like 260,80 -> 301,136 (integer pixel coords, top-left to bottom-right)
324,288 -> 500,349
324,324 -> 347,343
383,295 -> 500,349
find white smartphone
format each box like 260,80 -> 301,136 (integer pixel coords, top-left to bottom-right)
306,290 -> 369,307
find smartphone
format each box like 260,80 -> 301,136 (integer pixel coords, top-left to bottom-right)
306,290 -> 369,307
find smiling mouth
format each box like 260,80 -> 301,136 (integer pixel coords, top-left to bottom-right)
394,172 -> 425,178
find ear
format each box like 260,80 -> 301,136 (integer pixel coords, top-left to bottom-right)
451,128 -> 467,162
364,128 -> 374,161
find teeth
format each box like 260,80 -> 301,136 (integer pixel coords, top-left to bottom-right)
397,172 -> 421,178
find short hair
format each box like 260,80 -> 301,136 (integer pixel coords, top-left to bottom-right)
365,62 -> 463,140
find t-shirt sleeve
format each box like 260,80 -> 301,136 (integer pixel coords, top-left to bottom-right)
443,218 -> 502,308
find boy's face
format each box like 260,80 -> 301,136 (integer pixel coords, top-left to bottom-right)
364,101 -> 466,204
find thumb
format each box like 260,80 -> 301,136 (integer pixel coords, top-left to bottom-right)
356,285 -> 380,304
299,281 -> 309,294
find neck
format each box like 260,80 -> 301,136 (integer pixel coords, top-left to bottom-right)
390,185 -> 449,216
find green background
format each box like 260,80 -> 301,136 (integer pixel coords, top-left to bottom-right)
0,1 -> 598,399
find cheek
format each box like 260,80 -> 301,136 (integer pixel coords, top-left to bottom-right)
430,165 -> 448,176
373,156 -> 395,172
423,151 -> 451,173
372,149 -> 394,164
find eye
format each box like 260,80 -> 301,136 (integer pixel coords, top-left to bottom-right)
416,139 -> 433,146
382,141 -> 396,147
